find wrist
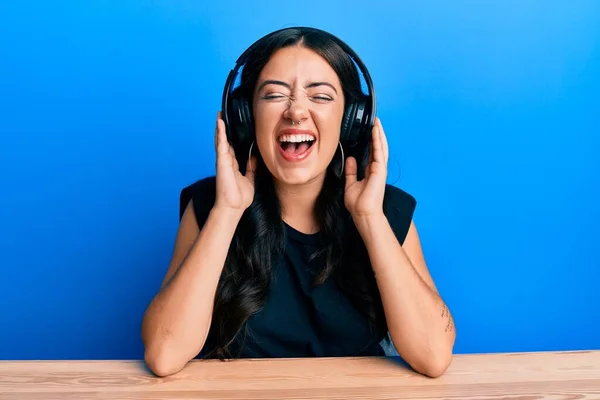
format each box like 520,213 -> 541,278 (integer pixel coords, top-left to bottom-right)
352,211 -> 387,237
209,206 -> 245,225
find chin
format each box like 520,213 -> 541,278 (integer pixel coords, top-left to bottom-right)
272,167 -> 324,186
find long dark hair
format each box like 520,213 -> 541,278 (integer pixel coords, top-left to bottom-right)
206,28 -> 386,359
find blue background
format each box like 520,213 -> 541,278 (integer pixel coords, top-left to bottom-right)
1,1 -> 598,360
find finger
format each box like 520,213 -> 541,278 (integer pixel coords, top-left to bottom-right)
231,151 -> 240,172
345,156 -> 358,188
365,127 -> 375,180
245,155 -> 256,183
216,116 -> 229,155
371,118 -> 384,164
214,113 -> 219,150
377,118 -> 389,165
228,143 -> 237,168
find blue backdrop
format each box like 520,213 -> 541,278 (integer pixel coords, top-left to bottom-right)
1,1 -> 598,360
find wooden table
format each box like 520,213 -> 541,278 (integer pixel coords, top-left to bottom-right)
1,351 -> 599,399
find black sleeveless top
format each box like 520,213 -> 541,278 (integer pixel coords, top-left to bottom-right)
179,176 -> 416,359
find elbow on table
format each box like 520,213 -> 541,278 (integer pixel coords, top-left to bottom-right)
414,351 -> 453,378
144,345 -> 189,377
421,358 -> 452,378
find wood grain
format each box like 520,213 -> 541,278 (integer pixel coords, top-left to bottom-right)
1,351 -> 599,399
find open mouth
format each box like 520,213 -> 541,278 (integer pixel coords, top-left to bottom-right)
279,139 -> 315,155
278,134 -> 316,157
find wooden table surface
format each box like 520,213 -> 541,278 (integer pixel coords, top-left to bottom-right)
1,350 -> 599,399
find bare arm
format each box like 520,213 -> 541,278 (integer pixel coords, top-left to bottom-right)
142,112 -> 255,377
141,203 -> 243,377
345,118 -> 455,378
354,215 -> 455,378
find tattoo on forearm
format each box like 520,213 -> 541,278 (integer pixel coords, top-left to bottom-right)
441,304 -> 454,333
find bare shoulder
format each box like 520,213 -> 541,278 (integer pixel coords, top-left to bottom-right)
382,184 -> 438,293
160,176 -> 217,288
383,183 -> 417,245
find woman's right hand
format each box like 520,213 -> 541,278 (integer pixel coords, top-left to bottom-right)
213,111 -> 256,213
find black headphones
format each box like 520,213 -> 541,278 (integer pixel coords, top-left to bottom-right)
221,26 -> 376,171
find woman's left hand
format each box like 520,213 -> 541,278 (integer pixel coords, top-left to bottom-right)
344,117 -> 389,219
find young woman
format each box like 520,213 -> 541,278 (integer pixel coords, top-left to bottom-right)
141,27 -> 455,378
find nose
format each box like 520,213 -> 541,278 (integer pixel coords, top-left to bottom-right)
283,94 -> 309,124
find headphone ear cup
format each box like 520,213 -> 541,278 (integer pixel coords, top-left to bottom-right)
229,93 -> 254,173
341,97 -> 371,156
240,96 -> 254,141
230,94 -> 246,142
354,98 -> 370,168
353,97 -> 369,146
341,101 -> 357,144
230,88 -> 254,143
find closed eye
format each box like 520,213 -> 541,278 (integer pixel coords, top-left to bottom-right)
312,95 -> 333,102
261,93 -> 288,100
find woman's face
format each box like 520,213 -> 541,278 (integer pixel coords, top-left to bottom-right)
252,45 -> 345,186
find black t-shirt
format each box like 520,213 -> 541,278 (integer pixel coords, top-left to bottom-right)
179,176 -> 416,359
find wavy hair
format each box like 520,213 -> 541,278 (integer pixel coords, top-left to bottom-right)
206,28 -> 386,359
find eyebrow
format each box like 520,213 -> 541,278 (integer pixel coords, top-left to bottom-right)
257,79 -> 338,94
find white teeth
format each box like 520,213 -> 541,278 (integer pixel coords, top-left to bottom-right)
279,134 -> 316,143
